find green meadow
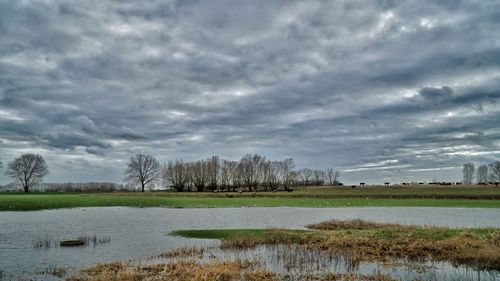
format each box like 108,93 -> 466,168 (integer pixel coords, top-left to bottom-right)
1,186 -> 499,211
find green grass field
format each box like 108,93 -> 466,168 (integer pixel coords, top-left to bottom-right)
1,186 -> 499,211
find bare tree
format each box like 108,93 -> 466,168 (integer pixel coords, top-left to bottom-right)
239,154 -> 266,191
191,159 -> 208,192
489,161 -> 500,183
6,153 -> 48,192
229,160 -> 243,191
218,159 -> 230,192
313,169 -> 325,186
263,160 -> 282,191
326,168 -> 340,186
124,154 -> 161,192
164,160 -> 188,192
206,156 -> 220,191
462,163 -> 475,185
288,170 -> 299,188
280,158 -> 294,191
477,165 -> 488,184
298,168 -> 313,186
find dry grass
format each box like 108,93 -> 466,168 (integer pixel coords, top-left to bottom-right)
65,259 -> 418,281
158,246 -> 206,259
66,259 -> 277,281
308,219 -> 404,230
319,231 -> 500,270
313,271 -> 397,281
214,220 -> 500,271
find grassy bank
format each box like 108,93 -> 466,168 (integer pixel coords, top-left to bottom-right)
1,191 -> 500,211
173,220 -> 500,271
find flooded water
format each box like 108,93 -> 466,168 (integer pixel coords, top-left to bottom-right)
153,244 -> 500,281
0,207 -> 499,280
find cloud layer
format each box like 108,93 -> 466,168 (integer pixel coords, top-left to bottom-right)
1,0 -> 499,184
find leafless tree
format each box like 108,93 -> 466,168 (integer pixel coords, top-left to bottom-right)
489,161 -> 500,183
326,168 -> 340,186
6,153 -> 49,192
164,160 -> 188,192
206,156 -> 220,191
298,168 -> 313,186
263,160 -> 282,191
218,159 -> 231,192
230,160 -> 243,191
462,163 -> 475,185
313,169 -> 325,186
288,170 -> 299,188
191,160 -> 208,192
477,165 -> 488,184
124,154 -> 161,192
239,154 -> 266,191
281,158 -> 295,191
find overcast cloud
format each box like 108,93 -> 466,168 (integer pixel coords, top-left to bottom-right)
1,0 -> 499,184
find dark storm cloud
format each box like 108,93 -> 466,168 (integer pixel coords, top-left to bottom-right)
1,0 -> 499,184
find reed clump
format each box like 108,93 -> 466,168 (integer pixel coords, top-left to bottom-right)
77,234 -> 111,246
158,246 -> 206,259
32,236 -> 52,248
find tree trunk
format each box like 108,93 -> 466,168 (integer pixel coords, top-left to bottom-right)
141,183 -> 145,192
24,184 -> 29,192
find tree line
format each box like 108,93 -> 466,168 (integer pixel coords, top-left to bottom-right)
463,161 -> 500,185
0,153 -> 341,193
127,153 -> 341,192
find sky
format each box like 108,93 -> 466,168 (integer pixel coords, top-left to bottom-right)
0,0 -> 499,185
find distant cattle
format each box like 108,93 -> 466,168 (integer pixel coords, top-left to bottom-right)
384,182 -> 390,186
360,182 -> 365,186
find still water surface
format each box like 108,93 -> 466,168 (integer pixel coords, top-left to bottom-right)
0,207 -> 499,279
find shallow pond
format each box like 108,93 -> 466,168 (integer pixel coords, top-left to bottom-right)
1,207 -> 499,280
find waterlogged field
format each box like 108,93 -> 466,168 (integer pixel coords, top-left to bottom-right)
1,207 -> 500,280
1,185 -> 500,211
1,187 -> 500,280
34,222 -> 500,281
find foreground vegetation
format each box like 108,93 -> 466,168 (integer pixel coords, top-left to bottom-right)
1,186 -> 500,211
173,220 -> 500,271
67,259 -> 405,281
64,219 -> 500,281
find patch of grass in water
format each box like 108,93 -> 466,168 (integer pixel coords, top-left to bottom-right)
173,220 -> 500,271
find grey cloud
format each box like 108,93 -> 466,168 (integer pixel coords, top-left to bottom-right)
418,86 -> 453,100
43,132 -> 112,150
1,0 -> 499,184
